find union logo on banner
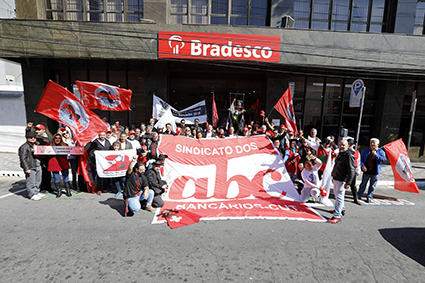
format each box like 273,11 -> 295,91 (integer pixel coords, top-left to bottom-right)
59,99 -> 90,132
153,135 -> 325,223
95,149 -> 136,178
94,84 -> 122,109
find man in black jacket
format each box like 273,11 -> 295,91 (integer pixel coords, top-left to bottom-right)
145,160 -> 168,208
18,131 -> 44,200
329,139 -> 355,224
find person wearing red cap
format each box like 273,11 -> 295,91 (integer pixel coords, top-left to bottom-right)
127,130 -> 141,150
105,129 -> 117,144
240,127 -> 250,137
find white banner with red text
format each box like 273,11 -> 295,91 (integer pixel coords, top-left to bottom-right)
153,135 -> 326,223
34,146 -> 84,155
95,149 -> 136,178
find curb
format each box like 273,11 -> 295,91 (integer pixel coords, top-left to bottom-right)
0,171 -> 25,178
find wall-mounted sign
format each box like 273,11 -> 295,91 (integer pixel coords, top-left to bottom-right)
158,31 -> 280,62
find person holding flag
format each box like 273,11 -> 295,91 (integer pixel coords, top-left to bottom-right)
274,87 -> 298,135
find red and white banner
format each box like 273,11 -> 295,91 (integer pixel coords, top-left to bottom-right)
76,81 -> 132,111
152,135 -> 325,223
95,149 -> 136,178
34,146 -> 84,155
274,87 -> 298,134
158,31 -> 280,62
384,139 -> 420,194
35,81 -> 109,145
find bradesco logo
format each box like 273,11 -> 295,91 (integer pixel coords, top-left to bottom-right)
158,31 -> 280,62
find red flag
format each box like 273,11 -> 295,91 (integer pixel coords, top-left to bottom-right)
36,81 -> 108,145
212,91 -> 219,128
76,81 -> 132,111
77,148 -> 98,193
158,209 -> 202,229
274,87 -> 298,134
383,139 -> 420,194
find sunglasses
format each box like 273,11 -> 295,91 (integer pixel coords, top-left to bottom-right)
28,136 -> 36,139
54,137 -> 62,140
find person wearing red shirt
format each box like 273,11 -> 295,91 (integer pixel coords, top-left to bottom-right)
49,132 -> 71,198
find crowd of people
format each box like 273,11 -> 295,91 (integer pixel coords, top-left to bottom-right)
19,102 -> 386,222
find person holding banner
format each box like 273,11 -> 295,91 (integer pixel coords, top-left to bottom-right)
123,156 -> 155,215
357,138 -> 386,203
300,157 -> 324,203
48,133 -> 72,198
110,141 -> 126,198
88,132 -> 112,194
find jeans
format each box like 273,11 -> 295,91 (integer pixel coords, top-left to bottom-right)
300,187 -> 320,203
357,174 -> 379,200
127,190 -> 154,212
68,158 -> 78,187
333,180 -> 346,218
25,166 -> 42,198
52,170 -> 69,183
113,176 -> 125,193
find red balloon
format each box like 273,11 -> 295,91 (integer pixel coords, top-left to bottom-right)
176,127 -> 182,135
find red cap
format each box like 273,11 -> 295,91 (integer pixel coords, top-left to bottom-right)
280,124 -> 285,128
35,124 -> 45,130
60,127 -> 66,132
129,130 -> 136,135
260,110 -> 265,116
176,127 -> 182,135
243,127 -> 248,132
247,125 -> 252,129
106,129 -> 112,133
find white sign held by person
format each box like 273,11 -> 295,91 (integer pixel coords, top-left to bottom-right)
34,146 -> 84,155
152,94 -> 207,124
95,149 -> 136,178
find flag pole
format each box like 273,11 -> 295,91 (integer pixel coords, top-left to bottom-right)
407,90 -> 417,152
355,86 -> 366,150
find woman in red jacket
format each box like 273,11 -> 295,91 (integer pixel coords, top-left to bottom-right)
49,132 -> 71,198
285,139 -> 301,182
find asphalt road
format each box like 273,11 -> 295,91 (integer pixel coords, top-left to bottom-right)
1,179 -> 424,283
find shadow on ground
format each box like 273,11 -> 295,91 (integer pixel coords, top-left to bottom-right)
379,227 -> 425,267
8,180 -> 27,198
99,197 -> 125,217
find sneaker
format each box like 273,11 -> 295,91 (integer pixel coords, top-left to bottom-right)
37,193 -> 46,198
96,191 -> 102,196
30,194 -> 41,201
330,210 -> 345,216
366,198 -> 371,203
115,192 -> 122,198
328,217 -> 341,224
145,205 -> 156,213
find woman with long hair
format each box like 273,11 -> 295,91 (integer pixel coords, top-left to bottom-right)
48,132 -> 71,198
62,129 -> 78,191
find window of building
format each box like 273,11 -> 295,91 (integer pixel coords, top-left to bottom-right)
170,0 -> 268,26
45,0 -> 144,22
414,2 -> 425,35
293,0 -> 386,32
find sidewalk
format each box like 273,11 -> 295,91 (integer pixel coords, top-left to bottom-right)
2,152 -> 424,188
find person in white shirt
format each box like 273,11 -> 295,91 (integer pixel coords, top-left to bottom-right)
106,129 -> 117,144
127,130 -> 141,150
205,124 -> 217,138
305,128 -> 321,151
300,156 -> 324,203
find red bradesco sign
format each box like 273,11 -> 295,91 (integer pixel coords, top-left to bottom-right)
158,31 -> 281,62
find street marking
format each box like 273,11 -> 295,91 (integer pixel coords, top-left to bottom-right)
0,188 -> 26,199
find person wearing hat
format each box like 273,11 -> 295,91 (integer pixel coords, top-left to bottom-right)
19,131 -> 44,201
127,130 -> 141,150
346,138 -> 361,205
145,160 -> 168,208
123,156 -> 155,214
105,129 -> 117,144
